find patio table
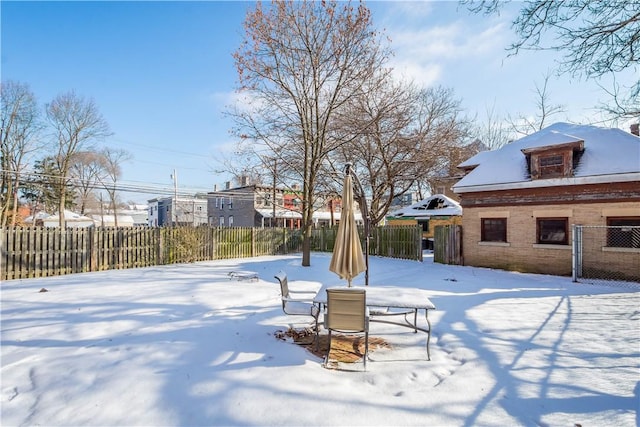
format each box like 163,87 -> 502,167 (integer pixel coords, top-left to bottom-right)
313,284 -> 436,360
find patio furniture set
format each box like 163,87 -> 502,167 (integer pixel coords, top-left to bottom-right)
275,271 -> 436,370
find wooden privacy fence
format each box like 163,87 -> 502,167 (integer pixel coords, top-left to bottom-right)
310,224 -> 422,261
1,224 -> 421,281
434,225 -> 463,265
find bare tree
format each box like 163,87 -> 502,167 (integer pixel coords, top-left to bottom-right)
507,71 -> 566,136
97,147 -> 131,227
474,102 -> 513,151
230,0 -> 389,266
599,77 -> 640,120
330,76 -> 418,226
1,81 -> 42,226
331,78 -> 470,226
45,91 -> 111,227
463,0 -> 639,119
70,151 -> 107,215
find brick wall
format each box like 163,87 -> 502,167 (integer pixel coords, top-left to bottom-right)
462,201 -> 640,276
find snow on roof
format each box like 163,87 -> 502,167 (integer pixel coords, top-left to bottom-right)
24,211 -> 51,222
312,211 -> 363,221
388,194 -> 462,218
457,149 -> 493,169
454,122 -> 640,193
45,210 -> 93,221
90,215 -> 135,226
256,208 -> 302,219
257,209 -> 364,221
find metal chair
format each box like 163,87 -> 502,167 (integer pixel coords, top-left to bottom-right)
324,288 -> 369,370
274,271 -> 320,332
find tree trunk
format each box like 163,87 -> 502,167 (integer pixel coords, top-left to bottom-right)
10,184 -> 19,226
58,193 -> 66,228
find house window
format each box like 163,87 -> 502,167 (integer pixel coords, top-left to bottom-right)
481,218 -> 507,242
228,198 -> 233,210
607,217 -> 640,248
537,218 -> 568,245
418,219 -> 429,233
219,216 -> 224,226
229,216 -> 234,227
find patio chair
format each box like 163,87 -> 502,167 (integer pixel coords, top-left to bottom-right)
274,271 -> 320,332
324,288 -> 370,370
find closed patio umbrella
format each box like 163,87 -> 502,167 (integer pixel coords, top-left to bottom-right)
329,170 -> 366,287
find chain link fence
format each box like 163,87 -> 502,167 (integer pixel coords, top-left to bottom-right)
572,225 -> 640,287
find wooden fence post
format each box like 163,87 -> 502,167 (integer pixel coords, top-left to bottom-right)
156,227 -> 163,265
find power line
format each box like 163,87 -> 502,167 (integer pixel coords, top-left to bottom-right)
1,169 -> 305,203
2,169 -> 211,198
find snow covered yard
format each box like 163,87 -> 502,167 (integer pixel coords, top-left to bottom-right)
1,252 -> 638,426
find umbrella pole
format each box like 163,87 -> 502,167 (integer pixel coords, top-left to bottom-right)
347,164 -> 370,286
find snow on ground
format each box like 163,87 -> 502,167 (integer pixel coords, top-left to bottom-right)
1,252 -> 639,426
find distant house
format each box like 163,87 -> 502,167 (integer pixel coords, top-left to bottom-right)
453,122 -> 640,277
207,184 -> 298,228
427,138 -> 488,201
23,211 -> 52,226
91,214 -> 135,227
147,196 -> 208,227
34,210 -> 95,228
119,204 -> 149,226
386,194 -> 462,249
207,182 -> 361,228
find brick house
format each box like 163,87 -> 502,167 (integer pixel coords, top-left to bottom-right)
427,138 -> 488,202
452,122 -> 640,277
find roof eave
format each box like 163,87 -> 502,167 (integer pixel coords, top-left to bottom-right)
453,172 -> 640,193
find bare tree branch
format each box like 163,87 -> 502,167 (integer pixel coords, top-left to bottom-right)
46,91 -> 111,226
229,0 -> 389,266
463,0 -> 640,120
1,80 -> 42,226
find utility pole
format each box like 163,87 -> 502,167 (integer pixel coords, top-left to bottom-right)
171,169 -> 178,226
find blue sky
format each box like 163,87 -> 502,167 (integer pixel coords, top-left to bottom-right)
2,1 -> 636,204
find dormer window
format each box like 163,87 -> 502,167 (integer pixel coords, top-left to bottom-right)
522,139 -> 584,180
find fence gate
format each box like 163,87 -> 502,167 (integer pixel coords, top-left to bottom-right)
572,225 -> 640,285
434,225 -> 462,265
